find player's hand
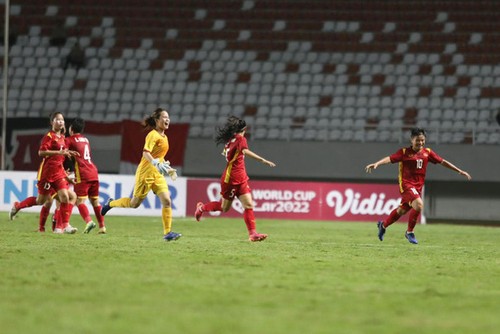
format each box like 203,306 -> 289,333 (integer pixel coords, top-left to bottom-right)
365,163 -> 376,173
263,159 -> 276,167
163,160 -> 178,181
459,170 -> 472,180
152,159 -> 167,175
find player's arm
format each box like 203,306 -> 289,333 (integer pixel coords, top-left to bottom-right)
39,149 -> 79,158
143,150 -> 156,165
242,148 -> 276,167
440,159 -> 472,180
365,156 -> 391,173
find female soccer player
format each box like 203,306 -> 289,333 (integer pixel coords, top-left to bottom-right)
27,112 -> 79,233
67,117 -> 106,234
365,127 -> 471,244
194,116 -> 276,242
100,108 -> 180,241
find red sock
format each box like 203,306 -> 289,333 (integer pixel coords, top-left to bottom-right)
77,203 -> 92,223
93,205 -> 105,227
204,201 -> 222,212
18,196 -> 37,209
243,208 -> 256,235
383,208 -> 401,228
59,202 -> 73,229
55,206 -> 63,230
407,209 -> 420,232
39,206 -> 50,231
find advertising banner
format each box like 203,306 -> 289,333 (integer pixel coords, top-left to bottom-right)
1,171 -> 187,217
186,178 -> 402,222
2,171 -> 400,222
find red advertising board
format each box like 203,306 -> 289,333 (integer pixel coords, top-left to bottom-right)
187,178 -> 402,222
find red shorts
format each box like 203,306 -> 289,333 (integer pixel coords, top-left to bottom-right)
37,178 -> 69,196
74,180 -> 100,198
220,181 -> 251,200
400,187 -> 421,210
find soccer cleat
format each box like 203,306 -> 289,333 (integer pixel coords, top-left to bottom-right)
249,233 -> 268,242
98,226 -> 107,234
53,228 -> 63,234
163,231 -> 182,242
405,231 -> 418,244
63,225 -> 78,234
101,198 -> 113,216
83,221 -> 97,234
194,202 -> 204,221
9,202 -> 20,220
37,227 -> 45,233
377,221 -> 386,241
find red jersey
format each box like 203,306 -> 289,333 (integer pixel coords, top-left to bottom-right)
37,130 -> 67,182
390,146 -> 443,193
221,134 -> 249,185
66,134 -> 99,183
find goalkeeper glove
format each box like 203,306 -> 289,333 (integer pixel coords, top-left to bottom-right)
163,160 -> 178,181
151,159 -> 169,175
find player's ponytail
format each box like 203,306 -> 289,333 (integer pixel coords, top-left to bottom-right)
215,115 -> 246,145
142,108 -> 166,130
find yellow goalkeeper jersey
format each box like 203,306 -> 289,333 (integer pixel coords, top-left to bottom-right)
137,129 -> 169,174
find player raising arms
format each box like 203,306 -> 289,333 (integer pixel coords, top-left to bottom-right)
194,116 -> 276,242
100,108 -> 180,241
365,127 -> 471,244
66,117 -> 106,234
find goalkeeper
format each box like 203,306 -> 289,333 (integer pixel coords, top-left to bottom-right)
101,108 -> 181,242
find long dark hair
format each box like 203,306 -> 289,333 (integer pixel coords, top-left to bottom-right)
215,116 -> 247,145
142,107 -> 166,130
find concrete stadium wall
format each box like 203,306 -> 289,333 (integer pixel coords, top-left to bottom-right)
183,139 -> 500,222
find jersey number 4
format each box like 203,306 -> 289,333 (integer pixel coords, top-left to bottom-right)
83,144 -> 92,162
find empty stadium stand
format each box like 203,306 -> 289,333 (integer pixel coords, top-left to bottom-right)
1,0 -> 499,144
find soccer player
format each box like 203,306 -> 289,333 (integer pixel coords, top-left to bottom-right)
365,127 -> 471,244
100,108 -> 180,241
194,116 -> 276,242
66,117 -> 106,234
11,112 -> 80,233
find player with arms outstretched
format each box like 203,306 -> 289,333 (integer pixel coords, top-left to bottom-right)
194,116 -> 276,242
101,108 -> 180,241
365,127 -> 471,244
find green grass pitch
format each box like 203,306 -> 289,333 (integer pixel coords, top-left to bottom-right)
1,213 -> 499,334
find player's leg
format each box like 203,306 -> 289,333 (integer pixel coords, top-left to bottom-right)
77,197 -> 96,234
237,182 -> 267,242
195,182 -> 232,221
89,198 -> 105,234
54,179 -> 77,234
151,179 -> 181,242
405,198 -> 424,244
102,176 -> 150,215
9,196 -> 38,220
157,191 -> 180,241
194,200 -> 223,221
74,181 -> 96,233
37,197 -> 54,232
89,181 -> 106,232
